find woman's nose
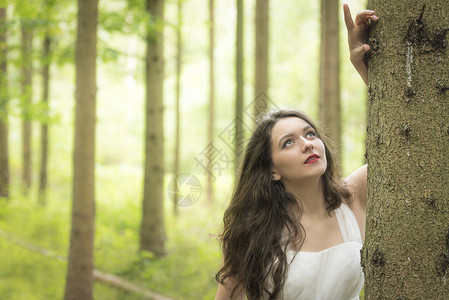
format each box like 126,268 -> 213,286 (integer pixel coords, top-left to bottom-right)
301,138 -> 314,152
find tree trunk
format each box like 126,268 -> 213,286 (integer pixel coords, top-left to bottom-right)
319,0 -> 341,167
0,7 -> 8,199
254,0 -> 269,118
63,0 -> 98,299
39,30 -> 51,205
235,0 -> 244,176
173,0 -> 182,214
20,22 -> 33,190
207,0 -> 215,203
140,0 -> 166,257
364,0 -> 449,298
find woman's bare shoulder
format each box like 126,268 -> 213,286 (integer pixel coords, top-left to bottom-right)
343,164 -> 367,211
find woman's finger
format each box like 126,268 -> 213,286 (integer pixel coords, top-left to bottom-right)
354,10 -> 378,26
351,44 -> 370,60
343,4 -> 355,30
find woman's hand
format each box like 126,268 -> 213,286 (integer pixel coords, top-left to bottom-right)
343,4 -> 378,86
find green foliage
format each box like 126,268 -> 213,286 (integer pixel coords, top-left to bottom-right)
13,0 -> 39,19
93,167 -> 224,299
0,190 -> 68,300
0,169 -> 224,300
97,42 -> 122,64
0,239 -> 66,300
100,10 -> 136,34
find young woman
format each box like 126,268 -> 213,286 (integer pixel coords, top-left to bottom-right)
215,5 -> 378,300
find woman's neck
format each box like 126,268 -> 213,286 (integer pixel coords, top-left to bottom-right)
285,177 -> 327,219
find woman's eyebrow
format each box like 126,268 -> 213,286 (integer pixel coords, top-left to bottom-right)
303,125 -> 312,132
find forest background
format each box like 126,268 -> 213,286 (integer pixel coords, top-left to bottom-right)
0,0 -> 369,299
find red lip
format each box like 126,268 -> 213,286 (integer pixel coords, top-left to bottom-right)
304,154 -> 320,164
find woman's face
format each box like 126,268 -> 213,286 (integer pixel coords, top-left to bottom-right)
270,117 -> 327,185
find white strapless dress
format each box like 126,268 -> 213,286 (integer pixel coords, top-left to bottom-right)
266,203 -> 364,300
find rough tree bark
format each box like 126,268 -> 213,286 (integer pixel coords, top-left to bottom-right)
364,0 -> 449,298
319,0 -> 341,166
63,0 -> 98,299
0,7 -> 8,199
140,0 -> 166,256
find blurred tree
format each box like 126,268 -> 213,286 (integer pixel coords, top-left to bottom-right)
0,5 -> 8,199
319,0 -> 341,168
363,1 -> 449,298
207,0 -> 214,203
254,0 -> 269,118
38,0 -> 56,204
234,0 -> 243,177
173,0 -> 182,214
140,0 -> 166,256
63,0 -> 98,299
20,18 -> 33,191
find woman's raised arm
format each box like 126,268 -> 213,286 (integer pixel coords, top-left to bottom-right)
343,3 -> 378,86
344,164 -> 367,242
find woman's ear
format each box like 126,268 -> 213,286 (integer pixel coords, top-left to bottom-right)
272,170 -> 281,181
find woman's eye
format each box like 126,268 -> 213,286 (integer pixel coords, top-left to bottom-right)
306,131 -> 316,138
282,139 -> 294,148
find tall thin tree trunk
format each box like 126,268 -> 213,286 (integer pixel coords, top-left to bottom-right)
235,0 -> 244,177
21,22 -> 33,190
63,0 -> 98,299
254,0 -> 269,118
364,1 -> 449,298
0,7 -> 8,199
39,30 -> 51,205
173,0 -> 182,214
140,0 -> 166,256
319,0 -> 341,168
207,0 -> 215,203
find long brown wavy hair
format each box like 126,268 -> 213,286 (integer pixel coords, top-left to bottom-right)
215,110 -> 351,299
